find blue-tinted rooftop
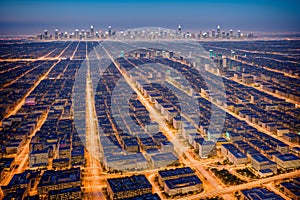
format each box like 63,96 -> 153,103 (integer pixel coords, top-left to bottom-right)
276,153 -> 300,162
164,175 -> 202,189
107,175 -> 152,193
241,187 -> 284,200
252,153 -> 270,163
158,167 -> 194,178
122,193 -> 161,200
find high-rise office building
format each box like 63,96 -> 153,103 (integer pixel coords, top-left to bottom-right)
226,32 -> 230,39
81,30 -> 85,39
108,26 -> 112,37
222,31 -> 225,38
217,25 -> 221,38
237,30 -> 241,38
212,30 -> 216,38
206,31 -> 210,38
44,30 -> 48,40
90,25 -> 94,38
229,29 -> 233,38
75,29 -> 79,39
54,29 -> 58,40
178,24 -> 182,37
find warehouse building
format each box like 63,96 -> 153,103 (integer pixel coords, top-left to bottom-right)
158,167 -> 195,185
275,153 -> 300,170
198,140 -> 217,158
158,167 -> 202,196
251,153 -> 277,175
164,175 -> 202,196
240,187 -> 284,200
103,152 -> 148,171
29,148 -> 49,168
280,179 -> 300,200
38,168 -> 81,195
221,143 -> 248,165
2,170 -> 40,196
150,152 -> 178,168
106,175 -> 152,200
48,186 -> 82,200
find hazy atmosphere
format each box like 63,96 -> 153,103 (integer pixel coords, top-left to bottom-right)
0,0 -> 300,35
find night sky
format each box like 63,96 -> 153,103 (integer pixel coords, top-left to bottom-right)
0,0 -> 299,35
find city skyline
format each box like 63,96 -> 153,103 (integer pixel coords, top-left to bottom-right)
0,1 -> 300,199
36,25 -> 254,41
1,0 -> 300,35
1,37 -> 299,200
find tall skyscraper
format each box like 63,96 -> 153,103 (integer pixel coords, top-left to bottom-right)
44,30 -> 48,40
226,32 -> 230,39
217,25 -> 221,38
212,30 -> 216,38
81,29 -> 85,39
230,29 -> 233,38
75,29 -> 79,39
178,24 -> 182,38
90,25 -> 94,38
54,29 -> 58,40
222,31 -> 225,38
108,26 -> 112,37
237,30 -> 241,38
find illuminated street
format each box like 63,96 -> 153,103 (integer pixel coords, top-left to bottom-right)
0,23 -> 300,200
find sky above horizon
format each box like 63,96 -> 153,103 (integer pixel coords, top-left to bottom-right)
0,0 -> 300,35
